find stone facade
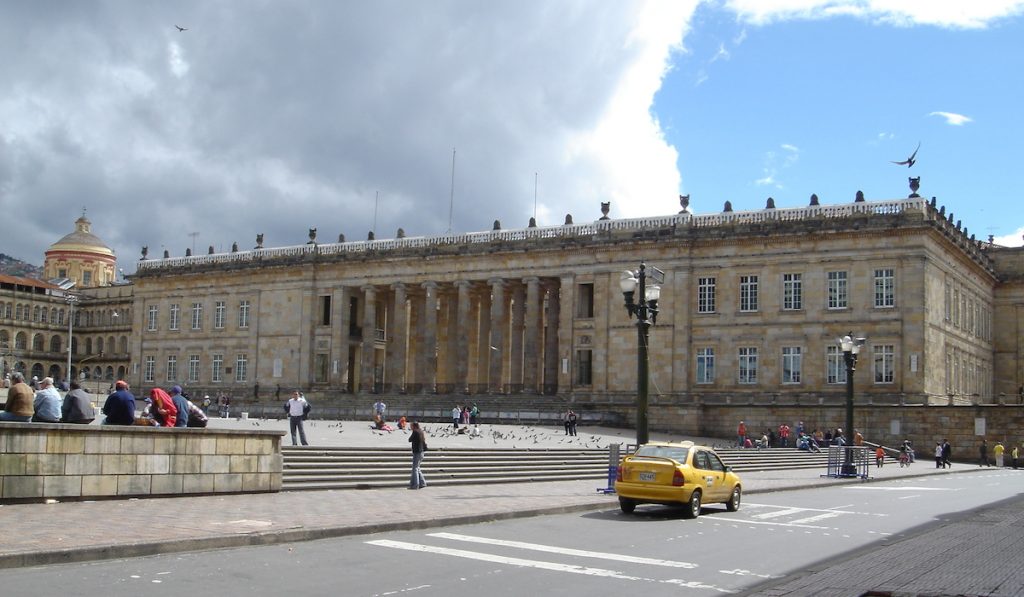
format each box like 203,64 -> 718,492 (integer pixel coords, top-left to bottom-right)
126,197 -> 1024,418
0,423 -> 283,501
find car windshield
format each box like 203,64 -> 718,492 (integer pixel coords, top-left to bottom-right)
635,445 -> 690,463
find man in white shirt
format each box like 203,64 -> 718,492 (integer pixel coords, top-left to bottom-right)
286,390 -> 310,446
373,399 -> 387,418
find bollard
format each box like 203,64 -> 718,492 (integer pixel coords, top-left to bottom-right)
598,443 -> 621,494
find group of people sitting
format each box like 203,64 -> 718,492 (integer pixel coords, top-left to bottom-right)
0,372 -> 97,424
101,380 -> 208,427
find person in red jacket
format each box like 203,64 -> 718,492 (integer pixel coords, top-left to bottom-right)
737,421 -> 747,447
148,388 -> 178,427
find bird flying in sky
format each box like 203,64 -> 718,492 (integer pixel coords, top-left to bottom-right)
892,142 -> 920,167
175,25 -> 188,32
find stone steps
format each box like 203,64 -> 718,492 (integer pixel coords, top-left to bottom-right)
281,446 -> 834,491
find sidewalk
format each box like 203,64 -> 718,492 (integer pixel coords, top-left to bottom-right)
0,417 -> 991,572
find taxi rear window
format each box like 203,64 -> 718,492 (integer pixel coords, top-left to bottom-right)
635,446 -> 690,462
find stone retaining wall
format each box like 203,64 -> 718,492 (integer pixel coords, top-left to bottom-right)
0,423 -> 284,502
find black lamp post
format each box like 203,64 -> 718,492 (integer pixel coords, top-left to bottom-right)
838,331 -> 866,476
619,263 -> 664,446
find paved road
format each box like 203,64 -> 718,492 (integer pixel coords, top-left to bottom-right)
0,470 -> 1020,596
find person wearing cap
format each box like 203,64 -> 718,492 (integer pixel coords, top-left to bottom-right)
168,385 -> 189,428
102,380 -> 136,425
61,380 -> 96,424
32,377 -> 62,423
0,372 -> 34,422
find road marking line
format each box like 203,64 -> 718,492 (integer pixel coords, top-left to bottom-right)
745,503 -> 852,513
428,532 -> 698,568
366,540 -> 737,593
846,486 -> 957,491
752,507 -> 805,520
788,512 -> 843,524
725,518 -> 832,529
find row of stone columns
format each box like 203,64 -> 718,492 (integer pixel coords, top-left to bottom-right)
356,277 -> 559,394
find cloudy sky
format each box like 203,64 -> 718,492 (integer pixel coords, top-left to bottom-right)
2,1 -> 1023,274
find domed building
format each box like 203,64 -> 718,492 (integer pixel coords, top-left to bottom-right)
44,215 -> 116,288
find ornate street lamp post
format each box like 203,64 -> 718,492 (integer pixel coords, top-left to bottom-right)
838,331 -> 866,476
65,294 -> 78,387
619,263 -> 664,446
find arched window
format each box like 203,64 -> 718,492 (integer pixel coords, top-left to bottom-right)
97,337 -> 104,354
32,334 -> 45,351
50,308 -> 58,323
85,338 -> 92,355
50,335 -> 62,353
15,304 -> 23,320
93,366 -> 102,379
119,336 -> 129,354
31,363 -> 43,379
70,337 -> 78,355
15,332 -> 27,350
105,366 -> 114,380
0,330 -> 8,345
40,308 -> 48,324
48,364 -> 61,379
32,306 -> 40,322
108,335 -> 115,353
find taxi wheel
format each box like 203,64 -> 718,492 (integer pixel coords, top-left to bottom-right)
619,497 -> 636,514
726,486 -> 741,512
682,489 -> 701,519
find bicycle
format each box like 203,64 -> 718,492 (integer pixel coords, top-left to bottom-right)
899,451 -> 911,467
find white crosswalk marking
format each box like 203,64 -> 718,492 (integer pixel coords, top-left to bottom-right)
428,532 -> 698,568
752,507 -> 805,520
366,539 -> 738,593
788,512 -> 843,525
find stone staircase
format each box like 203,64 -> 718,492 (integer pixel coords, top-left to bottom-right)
281,446 -> 835,491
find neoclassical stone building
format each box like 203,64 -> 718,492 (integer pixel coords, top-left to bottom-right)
129,195 -> 1024,411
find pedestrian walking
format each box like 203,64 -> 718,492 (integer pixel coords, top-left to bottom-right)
942,439 -> 952,468
408,421 -> 427,490
875,445 -> 885,467
286,390 -> 310,446
994,441 -> 1005,467
1013,445 -> 1020,469
934,442 -> 944,468
451,405 -> 461,429
979,439 -> 990,467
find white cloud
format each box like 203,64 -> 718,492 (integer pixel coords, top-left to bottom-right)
994,227 -> 1024,247
723,0 -> 1024,29
710,42 -> 731,62
168,41 -> 190,78
929,111 -> 973,126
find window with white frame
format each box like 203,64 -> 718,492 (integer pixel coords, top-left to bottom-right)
238,300 -> 250,328
235,353 -> 248,382
873,344 -> 895,384
696,348 -> 715,384
826,346 -> 847,384
169,303 -> 180,331
697,277 -> 716,313
214,300 -> 226,329
782,273 -> 802,310
782,346 -> 802,383
166,355 -> 177,381
738,347 -> 758,384
147,305 -> 158,331
212,354 -> 223,383
191,302 -> 203,330
188,354 -> 200,382
740,275 -> 758,312
827,271 -> 848,309
874,268 -> 894,308
144,355 -> 155,382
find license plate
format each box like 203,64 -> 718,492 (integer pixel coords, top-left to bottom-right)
639,471 -> 656,482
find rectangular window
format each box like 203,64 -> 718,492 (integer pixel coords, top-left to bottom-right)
782,346 -> 802,383
576,284 -> 594,318
782,273 -> 802,311
147,305 -> 158,331
575,349 -> 593,386
826,346 -> 847,384
314,353 -> 329,383
827,271 -> 848,309
944,282 -> 951,321
697,277 -> 716,313
144,356 -> 155,383
83,271 -> 92,286
953,288 -> 960,326
873,344 -> 895,384
191,302 -> 203,330
235,353 -> 248,382
967,298 -> 975,334
166,355 -> 177,382
319,295 -> 332,326
238,300 -> 250,329
740,275 -> 758,312
169,303 -> 180,331
738,347 -> 758,384
188,354 -> 200,383
696,348 -> 715,384
874,268 -> 895,308
214,301 -> 226,329
212,354 -> 223,383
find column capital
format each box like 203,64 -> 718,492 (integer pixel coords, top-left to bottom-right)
522,276 -> 541,285
391,282 -> 406,292
361,284 -> 377,294
488,278 -> 505,288
454,280 -> 473,289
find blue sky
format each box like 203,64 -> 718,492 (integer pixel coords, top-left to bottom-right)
1,1 -> 1022,271
656,2 -> 1024,245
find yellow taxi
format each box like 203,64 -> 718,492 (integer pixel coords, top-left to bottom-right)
614,441 -> 742,518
